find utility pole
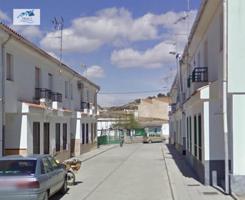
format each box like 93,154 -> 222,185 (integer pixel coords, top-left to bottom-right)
52,17 -> 64,65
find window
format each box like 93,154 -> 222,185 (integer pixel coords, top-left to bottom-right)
40,161 -> 45,174
87,89 -> 89,102
86,123 -> 89,144
82,124 -> 85,144
220,12 -> 223,51
197,52 -> 201,68
0,160 -> 36,175
48,73 -> 53,91
204,40 -> 208,67
189,117 -> 192,153
33,122 -> 40,154
65,81 -> 68,98
56,123 -> 60,152
94,123 -> 97,141
194,116 -> 197,157
35,67 -> 41,88
70,83 -> 73,99
47,156 -> 59,169
63,123 -> 67,150
186,117 -> 189,151
6,53 -> 14,81
198,115 -> 202,161
42,158 -> 52,173
91,123 -> 94,143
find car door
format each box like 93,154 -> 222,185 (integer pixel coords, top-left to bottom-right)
38,159 -> 50,193
47,156 -> 65,192
42,157 -> 57,196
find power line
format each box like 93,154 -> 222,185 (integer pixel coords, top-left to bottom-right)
99,89 -> 168,95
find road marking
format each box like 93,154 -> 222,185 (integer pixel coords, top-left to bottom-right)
80,145 -> 142,200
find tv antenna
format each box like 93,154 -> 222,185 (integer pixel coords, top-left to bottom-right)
52,17 -> 64,65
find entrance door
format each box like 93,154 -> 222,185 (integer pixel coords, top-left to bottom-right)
44,123 -> 50,154
33,122 -> 40,154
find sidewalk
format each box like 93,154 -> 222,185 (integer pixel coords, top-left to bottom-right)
76,144 -> 118,162
162,143 -> 234,200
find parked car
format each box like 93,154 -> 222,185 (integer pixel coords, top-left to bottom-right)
0,154 -> 67,200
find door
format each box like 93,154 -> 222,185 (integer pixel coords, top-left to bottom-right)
44,123 -> 50,154
33,122 -> 40,154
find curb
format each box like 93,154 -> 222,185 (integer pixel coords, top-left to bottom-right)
81,145 -> 118,162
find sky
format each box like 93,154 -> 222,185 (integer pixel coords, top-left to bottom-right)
0,0 -> 201,107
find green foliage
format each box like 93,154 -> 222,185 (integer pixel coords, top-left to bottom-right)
112,114 -> 139,130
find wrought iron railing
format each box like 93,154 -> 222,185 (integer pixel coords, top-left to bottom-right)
192,67 -> 208,82
35,88 -> 52,100
52,92 -> 62,102
81,101 -> 90,110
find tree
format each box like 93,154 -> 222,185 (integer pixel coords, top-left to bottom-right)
113,114 -> 139,133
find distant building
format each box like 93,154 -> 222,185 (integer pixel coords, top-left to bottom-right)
136,97 -> 170,137
97,97 -> 170,139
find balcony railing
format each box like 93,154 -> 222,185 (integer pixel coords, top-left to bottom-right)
192,67 -> 208,82
52,92 -> 62,102
81,101 -> 90,110
35,88 -> 52,100
170,103 -> 177,113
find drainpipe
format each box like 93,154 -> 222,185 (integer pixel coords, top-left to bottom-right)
223,0 -> 229,194
1,35 -> 11,156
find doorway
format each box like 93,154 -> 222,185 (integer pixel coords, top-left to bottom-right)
44,123 -> 50,154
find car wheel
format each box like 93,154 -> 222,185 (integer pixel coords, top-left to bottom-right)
43,191 -> 49,200
60,179 -> 68,194
67,170 -> 75,186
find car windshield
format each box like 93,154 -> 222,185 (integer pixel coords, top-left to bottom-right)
0,160 -> 36,176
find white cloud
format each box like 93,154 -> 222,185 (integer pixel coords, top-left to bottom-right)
40,8 -> 197,53
111,10 -> 197,69
84,65 -> 105,78
10,25 -> 43,40
111,41 -> 175,68
0,10 -> 10,22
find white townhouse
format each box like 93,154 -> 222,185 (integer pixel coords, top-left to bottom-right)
0,23 -> 99,161
169,0 -> 245,196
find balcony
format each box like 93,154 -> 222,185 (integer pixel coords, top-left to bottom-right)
81,101 -> 90,114
192,67 -> 208,82
35,88 -> 52,101
52,92 -> 62,102
170,103 -> 177,113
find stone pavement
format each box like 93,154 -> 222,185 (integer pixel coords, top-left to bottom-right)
162,143 -> 234,200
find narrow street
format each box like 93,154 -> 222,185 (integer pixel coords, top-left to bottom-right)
52,143 -> 234,200
53,143 -> 173,200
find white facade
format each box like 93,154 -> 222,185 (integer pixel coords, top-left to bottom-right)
169,0 -> 245,195
0,24 -> 99,160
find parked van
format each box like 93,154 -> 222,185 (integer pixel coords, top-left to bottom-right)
143,132 -> 163,143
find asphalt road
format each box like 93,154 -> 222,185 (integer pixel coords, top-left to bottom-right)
52,143 -> 173,200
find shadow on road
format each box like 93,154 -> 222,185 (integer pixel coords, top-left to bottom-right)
50,188 -> 70,200
165,144 -> 199,181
